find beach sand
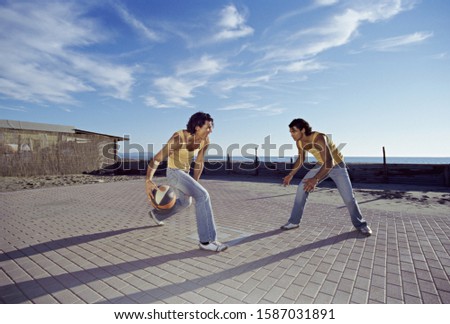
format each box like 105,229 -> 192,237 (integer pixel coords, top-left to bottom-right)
313,182 -> 450,215
0,174 -> 143,192
201,175 -> 450,216
1,174 -> 449,215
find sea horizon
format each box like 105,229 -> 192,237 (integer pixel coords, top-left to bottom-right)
118,153 -> 450,165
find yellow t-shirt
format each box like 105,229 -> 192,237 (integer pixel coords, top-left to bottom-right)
299,132 -> 344,165
167,130 -> 206,171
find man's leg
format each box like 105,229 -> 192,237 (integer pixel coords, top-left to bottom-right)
167,168 -> 217,244
329,164 -> 369,230
282,168 -> 320,229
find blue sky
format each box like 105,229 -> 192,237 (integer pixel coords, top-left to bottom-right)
1,0 -> 449,158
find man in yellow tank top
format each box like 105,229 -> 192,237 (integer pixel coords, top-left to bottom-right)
145,112 -> 228,252
281,118 -> 372,236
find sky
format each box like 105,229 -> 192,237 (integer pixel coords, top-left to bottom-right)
1,0 -> 449,158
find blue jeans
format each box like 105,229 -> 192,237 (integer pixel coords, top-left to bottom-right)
288,163 -> 367,229
166,168 -> 217,243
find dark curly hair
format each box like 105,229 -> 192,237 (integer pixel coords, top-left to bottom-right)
289,118 -> 312,136
186,112 -> 214,135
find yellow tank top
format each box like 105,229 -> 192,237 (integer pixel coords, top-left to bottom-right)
167,130 -> 205,171
299,132 -> 344,165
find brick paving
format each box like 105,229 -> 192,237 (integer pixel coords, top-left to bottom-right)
1,176 -> 449,304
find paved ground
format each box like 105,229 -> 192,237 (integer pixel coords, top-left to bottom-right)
1,176 -> 449,304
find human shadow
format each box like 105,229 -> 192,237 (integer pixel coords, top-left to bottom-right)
0,228 -> 362,303
355,197 -> 385,205
226,229 -> 283,246
0,226 -> 153,262
337,197 -> 384,209
100,230 -> 364,303
246,193 -> 296,201
202,174 -> 283,184
0,246 -> 207,303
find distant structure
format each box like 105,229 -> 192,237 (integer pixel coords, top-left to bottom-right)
0,120 -> 126,176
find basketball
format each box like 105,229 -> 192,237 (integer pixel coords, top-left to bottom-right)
149,185 -> 176,210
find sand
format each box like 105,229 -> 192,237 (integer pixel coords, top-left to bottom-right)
0,174 -> 144,192
1,174 -> 449,215
313,183 -> 450,215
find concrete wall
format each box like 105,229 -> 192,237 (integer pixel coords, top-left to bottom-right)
1,129 -> 118,176
345,163 -> 450,187
108,160 -> 450,187
202,162 -> 450,186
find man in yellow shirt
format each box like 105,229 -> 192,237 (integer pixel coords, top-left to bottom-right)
281,118 -> 372,236
146,112 -> 228,251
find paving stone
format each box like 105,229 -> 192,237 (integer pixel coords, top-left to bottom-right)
1,178 -> 449,304
315,292 -> 333,303
349,287 -> 369,304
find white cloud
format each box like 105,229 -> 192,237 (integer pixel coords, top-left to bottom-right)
280,60 -> 327,73
262,1 -> 414,63
176,55 -> 225,76
150,55 -> 225,107
273,0 -> 338,26
218,102 -> 284,116
217,74 -> 273,93
314,0 -> 339,7
114,4 -> 162,42
143,96 -> 170,109
0,1 -> 135,104
0,105 -> 27,112
148,54 -> 227,108
431,52 -> 448,60
153,77 -> 206,107
364,32 -> 433,51
69,55 -> 134,100
218,103 -> 255,111
213,5 -> 254,42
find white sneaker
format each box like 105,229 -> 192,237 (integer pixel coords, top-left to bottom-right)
148,210 -> 164,226
359,225 -> 372,236
280,222 -> 299,230
199,241 -> 228,252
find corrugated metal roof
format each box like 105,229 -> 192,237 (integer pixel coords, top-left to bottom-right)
74,129 -> 127,141
0,119 -> 75,133
0,120 -> 127,141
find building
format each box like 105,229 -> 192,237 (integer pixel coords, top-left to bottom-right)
0,120 -> 127,176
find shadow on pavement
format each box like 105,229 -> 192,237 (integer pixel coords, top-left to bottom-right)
0,226 -> 153,262
1,228 -> 364,303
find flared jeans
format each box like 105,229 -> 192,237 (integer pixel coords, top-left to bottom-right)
288,163 -> 368,229
166,168 -> 217,243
